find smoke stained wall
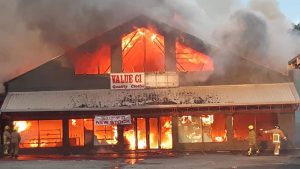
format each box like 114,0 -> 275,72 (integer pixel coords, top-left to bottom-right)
0,0 -> 300,93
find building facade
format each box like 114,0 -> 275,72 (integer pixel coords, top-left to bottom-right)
1,16 -> 299,154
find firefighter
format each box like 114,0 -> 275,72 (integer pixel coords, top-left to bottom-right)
246,125 -> 260,156
3,125 -> 11,155
263,125 -> 287,156
10,127 -> 21,158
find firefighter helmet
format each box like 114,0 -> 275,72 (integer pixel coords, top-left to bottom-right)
13,126 -> 19,132
4,125 -> 10,130
248,125 -> 254,130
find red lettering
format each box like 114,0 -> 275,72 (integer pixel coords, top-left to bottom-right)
135,74 -> 142,83
111,75 -> 117,83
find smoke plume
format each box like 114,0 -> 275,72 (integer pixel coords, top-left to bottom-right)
0,0 -> 300,93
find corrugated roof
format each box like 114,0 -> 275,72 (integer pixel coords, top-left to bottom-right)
1,83 -> 299,112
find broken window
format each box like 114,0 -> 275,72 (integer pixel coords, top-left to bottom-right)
177,114 -> 226,143
160,116 -> 173,149
14,120 -> 63,148
176,42 -> 213,72
74,45 -> 111,74
122,27 -> 165,73
94,125 -> 118,145
69,119 -> 84,146
233,114 -> 278,141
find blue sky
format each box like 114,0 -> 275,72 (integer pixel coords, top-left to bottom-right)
241,0 -> 300,24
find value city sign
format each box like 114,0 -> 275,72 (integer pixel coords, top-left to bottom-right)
110,72 -> 145,90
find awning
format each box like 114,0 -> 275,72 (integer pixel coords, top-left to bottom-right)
1,83 -> 300,112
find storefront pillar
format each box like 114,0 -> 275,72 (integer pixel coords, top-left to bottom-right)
62,118 -> 70,155
226,114 -> 234,142
172,115 -> 179,151
117,125 -> 124,151
164,33 -> 176,72
111,40 -> 122,73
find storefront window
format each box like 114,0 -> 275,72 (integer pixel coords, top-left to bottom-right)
94,125 -> 118,145
124,119 -> 136,150
69,119 -> 84,146
178,114 -> 226,143
122,27 -> 165,73
233,114 -> 277,141
137,118 -> 146,149
160,116 -> 173,149
149,118 -> 159,149
176,41 -> 213,72
14,120 -> 63,148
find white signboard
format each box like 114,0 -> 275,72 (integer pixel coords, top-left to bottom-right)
94,115 -> 132,125
110,73 -> 145,90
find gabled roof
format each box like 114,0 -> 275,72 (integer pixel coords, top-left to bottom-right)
4,15 -> 209,85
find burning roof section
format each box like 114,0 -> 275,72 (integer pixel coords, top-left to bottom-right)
72,16 -> 213,75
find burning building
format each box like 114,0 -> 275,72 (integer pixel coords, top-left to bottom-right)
1,16 -> 299,154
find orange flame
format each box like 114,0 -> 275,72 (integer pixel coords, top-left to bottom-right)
124,129 -> 136,150
13,121 -> 31,133
176,41 -> 214,72
122,27 -> 165,72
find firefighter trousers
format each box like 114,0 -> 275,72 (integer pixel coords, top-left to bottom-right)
274,143 -> 280,155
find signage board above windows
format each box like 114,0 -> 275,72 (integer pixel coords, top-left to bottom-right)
110,73 -> 145,90
95,115 -> 132,125
145,72 -> 179,88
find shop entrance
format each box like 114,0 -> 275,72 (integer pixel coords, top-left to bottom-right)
123,116 -> 172,150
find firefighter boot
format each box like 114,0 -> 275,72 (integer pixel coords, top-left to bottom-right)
247,148 -> 252,156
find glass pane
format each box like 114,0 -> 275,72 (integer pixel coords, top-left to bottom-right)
39,120 -> 63,147
69,119 -> 84,146
124,119 -> 136,150
211,114 -> 227,142
202,115 -> 213,142
176,41 -> 213,72
94,125 -> 118,145
256,114 -> 278,141
137,118 -> 146,149
233,114 -> 255,140
84,119 -> 94,146
178,116 -> 202,143
13,121 -> 39,148
122,27 -> 165,73
75,45 -> 111,74
149,118 -> 159,149
160,116 -> 172,149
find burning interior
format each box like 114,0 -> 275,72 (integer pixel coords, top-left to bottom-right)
14,116 -> 173,150
74,27 -> 213,74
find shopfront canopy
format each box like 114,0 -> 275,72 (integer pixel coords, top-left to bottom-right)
1,83 -> 300,112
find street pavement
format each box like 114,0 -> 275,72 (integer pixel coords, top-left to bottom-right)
1,151 -> 300,169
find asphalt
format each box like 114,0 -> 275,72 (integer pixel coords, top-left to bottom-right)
1,150 -> 300,169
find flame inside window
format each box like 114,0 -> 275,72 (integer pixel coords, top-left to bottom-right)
123,117 -> 172,150
14,120 -> 63,148
176,42 -> 213,72
74,45 -> 111,74
122,27 -> 165,72
178,115 -> 226,143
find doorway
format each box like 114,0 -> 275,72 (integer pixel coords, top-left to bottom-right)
123,116 -> 172,150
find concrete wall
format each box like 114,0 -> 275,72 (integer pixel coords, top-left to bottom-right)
291,69 -> 300,146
